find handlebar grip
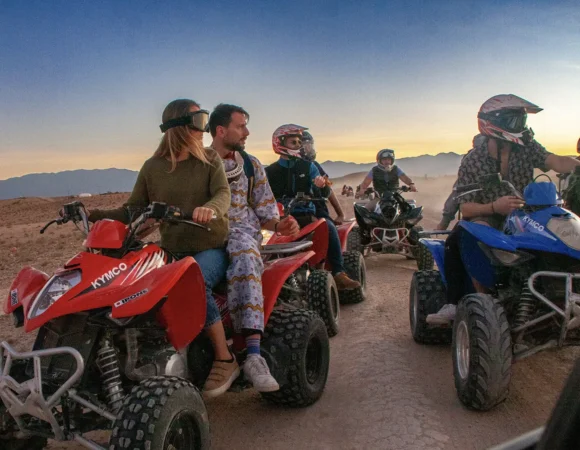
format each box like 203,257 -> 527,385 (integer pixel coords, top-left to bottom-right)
455,183 -> 479,194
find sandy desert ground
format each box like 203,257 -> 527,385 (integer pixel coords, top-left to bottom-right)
0,175 -> 578,449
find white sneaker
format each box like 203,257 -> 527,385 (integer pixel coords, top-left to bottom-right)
426,304 -> 457,325
243,355 -> 280,392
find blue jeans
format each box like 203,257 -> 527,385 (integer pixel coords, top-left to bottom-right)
303,212 -> 346,276
326,219 -> 346,276
174,248 -> 228,328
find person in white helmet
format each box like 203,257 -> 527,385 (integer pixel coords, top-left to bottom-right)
357,149 -> 417,199
428,94 -> 580,325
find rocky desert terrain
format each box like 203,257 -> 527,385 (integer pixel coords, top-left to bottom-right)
0,175 -> 578,450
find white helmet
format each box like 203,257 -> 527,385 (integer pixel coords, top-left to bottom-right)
477,94 -> 542,146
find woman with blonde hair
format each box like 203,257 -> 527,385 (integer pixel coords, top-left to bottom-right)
89,98 -> 239,398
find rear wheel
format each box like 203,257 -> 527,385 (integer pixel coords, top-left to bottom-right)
307,270 -> 339,337
340,251 -> 367,304
453,294 -> 512,411
409,270 -> 451,344
261,309 -> 330,407
109,376 -> 210,450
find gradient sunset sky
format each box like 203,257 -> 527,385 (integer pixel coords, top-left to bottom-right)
1,0 -> 579,180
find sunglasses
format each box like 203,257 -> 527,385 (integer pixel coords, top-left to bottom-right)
160,110 -> 210,133
282,136 -> 303,147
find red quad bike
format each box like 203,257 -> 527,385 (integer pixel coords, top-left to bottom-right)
264,193 -> 367,337
0,202 -> 330,450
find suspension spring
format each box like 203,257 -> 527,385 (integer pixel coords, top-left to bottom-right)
514,284 -> 536,329
96,339 -> 124,412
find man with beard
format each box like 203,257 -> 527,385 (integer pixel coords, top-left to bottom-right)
208,104 -> 299,392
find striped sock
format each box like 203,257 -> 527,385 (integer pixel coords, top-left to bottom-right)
245,336 -> 261,356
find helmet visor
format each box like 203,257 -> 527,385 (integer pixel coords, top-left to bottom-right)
480,110 -> 528,133
378,149 -> 395,161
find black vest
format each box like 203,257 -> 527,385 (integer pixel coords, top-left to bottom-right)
265,160 -> 313,198
372,165 -> 400,195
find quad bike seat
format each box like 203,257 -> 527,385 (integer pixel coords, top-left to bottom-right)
261,241 -> 313,255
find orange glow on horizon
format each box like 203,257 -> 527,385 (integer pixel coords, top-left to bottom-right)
1,135 -> 577,180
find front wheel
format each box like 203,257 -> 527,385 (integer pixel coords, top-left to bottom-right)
261,309 -> 330,407
109,376 -> 210,450
452,294 -> 512,411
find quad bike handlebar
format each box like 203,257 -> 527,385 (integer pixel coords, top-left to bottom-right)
41,201 -> 90,235
280,192 -> 329,216
41,201 -> 214,250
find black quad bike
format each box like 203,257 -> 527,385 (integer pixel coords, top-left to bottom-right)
347,186 -> 434,270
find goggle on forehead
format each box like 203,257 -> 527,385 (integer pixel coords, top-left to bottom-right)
160,110 -> 210,133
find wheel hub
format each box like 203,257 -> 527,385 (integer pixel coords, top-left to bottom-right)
456,320 -> 471,381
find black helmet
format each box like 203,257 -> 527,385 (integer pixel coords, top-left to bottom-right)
302,131 -> 316,162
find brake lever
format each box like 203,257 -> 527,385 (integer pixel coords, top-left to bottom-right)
40,218 -> 64,234
180,220 -> 211,232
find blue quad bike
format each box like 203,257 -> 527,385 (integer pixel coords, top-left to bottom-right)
409,173 -> 580,411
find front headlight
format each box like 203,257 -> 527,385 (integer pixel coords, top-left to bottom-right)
490,249 -> 528,265
547,216 -> 580,251
28,270 -> 82,319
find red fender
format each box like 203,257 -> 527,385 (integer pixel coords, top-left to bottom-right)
4,267 -> 49,317
267,219 -> 329,266
24,258 -> 207,350
111,257 -> 206,350
262,250 -> 315,322
336,221 -> 356,251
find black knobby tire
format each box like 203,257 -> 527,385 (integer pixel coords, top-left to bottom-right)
346,226 -> 364,254
339,251 -> 367,304
409,270 -> 452,344
452,293 -> 512,411
109,376 -> 210,450
1,436 -> 47,450
261,309 -> 330,407
307,270 -> 340,337
415,243 -> 435,271
408,226 -> 434,270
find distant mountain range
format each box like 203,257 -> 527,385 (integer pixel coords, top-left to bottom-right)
319,152 -> 462,178
0,152 -> 463,200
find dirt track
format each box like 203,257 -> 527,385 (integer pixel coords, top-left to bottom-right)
1,186 -> 579,449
